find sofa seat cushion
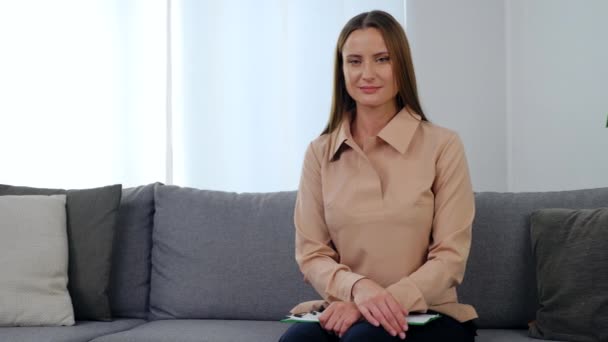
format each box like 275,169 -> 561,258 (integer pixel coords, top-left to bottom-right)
0,319 -> 145,342
477,329 -> 562,342
89,319 -> 289,342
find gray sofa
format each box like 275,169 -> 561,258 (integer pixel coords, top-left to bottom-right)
2,183 -> 606,342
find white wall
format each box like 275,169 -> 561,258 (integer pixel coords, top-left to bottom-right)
507,0 -> 608,191
172,0 -> 406,192
341,0 -> 406,25
407,0 -> 508,191
408,0 -> 608,192
0,0 -> 167,189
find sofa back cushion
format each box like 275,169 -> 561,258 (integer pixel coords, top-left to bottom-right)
459,187 -> 608,328
0,195 -> 74,326
109,183 -> 158,318
149,185 -> 318,320
0,184 -> 122,321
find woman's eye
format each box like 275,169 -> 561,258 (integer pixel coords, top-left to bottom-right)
347,60 -> 361,65
377,56 -> 390,63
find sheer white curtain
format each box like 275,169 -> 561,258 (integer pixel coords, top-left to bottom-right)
0,0 -> 405,192
171,0 -> 406,192
0,0 -> 167,189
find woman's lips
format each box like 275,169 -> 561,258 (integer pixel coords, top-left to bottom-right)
359,86 -> 381,94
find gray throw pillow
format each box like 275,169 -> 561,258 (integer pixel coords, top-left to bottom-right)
0,195 -> 74,326
0,184 -> 122,321
529,208 -> 608,342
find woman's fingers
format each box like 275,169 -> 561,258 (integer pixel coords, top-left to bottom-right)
384,298 -> 407,340
351,278 -> 408,339
318,306 -> 333,329
319,301 -> 363,337
381,304 -> 403,336
385,296 -> 407,332
338,315 -> 357,337
368,302 -> 400,337
322,310 -> 338,332
358,298 -> 406,337
333,318 -> 343,337
357,305 -> 379,327
335,318 -> 348,337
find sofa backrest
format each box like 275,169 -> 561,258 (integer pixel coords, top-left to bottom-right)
459,188 -> 608,328
113,184 -> 608,325
109,183 -> 157,319
148,185 -> 318,321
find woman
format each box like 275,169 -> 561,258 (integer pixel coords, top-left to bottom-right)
280,10 -> 477,342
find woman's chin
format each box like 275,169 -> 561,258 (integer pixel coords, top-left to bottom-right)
354,99 -> 393,109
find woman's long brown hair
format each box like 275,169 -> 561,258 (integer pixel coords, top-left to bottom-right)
322,10 -> 427,135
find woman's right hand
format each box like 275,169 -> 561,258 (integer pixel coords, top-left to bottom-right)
352,278 -> 409,340
318,301 -> 361,337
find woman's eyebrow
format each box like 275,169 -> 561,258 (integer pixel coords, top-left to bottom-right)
344,52 -> 389,58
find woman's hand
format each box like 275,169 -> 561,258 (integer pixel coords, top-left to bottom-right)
318,301 -> 362,338
352,278 -> 409,339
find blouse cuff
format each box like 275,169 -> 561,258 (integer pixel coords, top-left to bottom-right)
327,271 -> 366,302
386,277 -> 428,313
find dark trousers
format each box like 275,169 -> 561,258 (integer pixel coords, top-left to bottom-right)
279,315 -> 476,342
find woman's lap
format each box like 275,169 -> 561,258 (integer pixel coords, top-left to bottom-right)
279,322 -> 337,342
279,315 -> 476,342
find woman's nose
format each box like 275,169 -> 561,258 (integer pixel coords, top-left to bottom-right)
361,61 -> 375,80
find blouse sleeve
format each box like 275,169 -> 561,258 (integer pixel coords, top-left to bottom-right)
294,142 -> 366,302
386,133 -> 475,312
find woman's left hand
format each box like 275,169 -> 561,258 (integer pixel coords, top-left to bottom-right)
318,301 -> 362,337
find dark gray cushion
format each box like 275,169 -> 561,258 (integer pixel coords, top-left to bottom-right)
109,183 -> 158,319
0,319 -> 145,342
149,185 -> 318,320
89,320 -> 288,342
528,208 -> 608,342
459,188 -> 608,328
0,184 -> 122,321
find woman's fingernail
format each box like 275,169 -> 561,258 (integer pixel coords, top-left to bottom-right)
391,330 -> 396,336
400,332 -> 406,339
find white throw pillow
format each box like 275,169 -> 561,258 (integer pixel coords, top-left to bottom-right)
0,195 -> 74,326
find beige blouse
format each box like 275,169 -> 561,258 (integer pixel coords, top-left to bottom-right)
291,107 -> 477,323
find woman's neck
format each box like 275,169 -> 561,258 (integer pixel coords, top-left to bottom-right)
352,102 -> 399,139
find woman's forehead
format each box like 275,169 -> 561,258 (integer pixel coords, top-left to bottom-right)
342,28 -> 388,55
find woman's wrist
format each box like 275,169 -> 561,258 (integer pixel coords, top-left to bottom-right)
351,278 -> 371,299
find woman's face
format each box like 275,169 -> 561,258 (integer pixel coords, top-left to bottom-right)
342,27 -> 398,111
